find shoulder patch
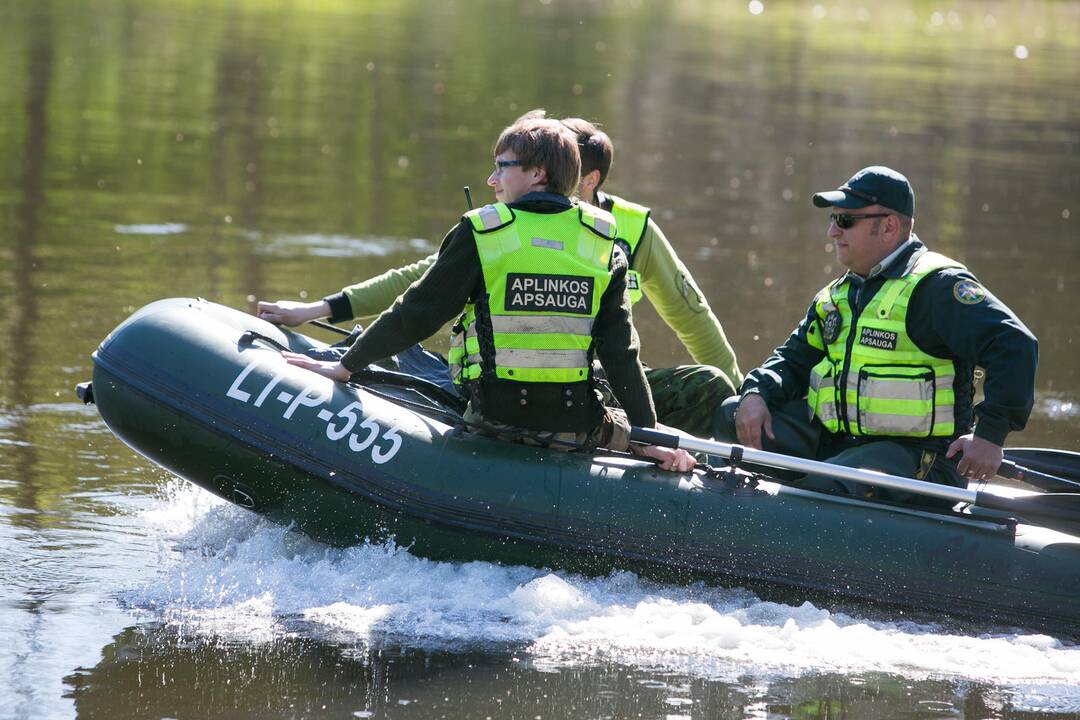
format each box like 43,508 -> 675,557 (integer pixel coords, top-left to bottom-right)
821,310 -> 843,344
952,279 -> 986,305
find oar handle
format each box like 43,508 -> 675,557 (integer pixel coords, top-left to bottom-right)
996,459 -> 1020,480
629,426 -> 681,447
996,458 -> 1080,493
308,319 -> 352,337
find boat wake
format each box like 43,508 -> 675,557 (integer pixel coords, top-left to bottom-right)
124,481 -> 1080,696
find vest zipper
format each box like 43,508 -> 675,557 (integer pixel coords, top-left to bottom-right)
837,281 -> 868,435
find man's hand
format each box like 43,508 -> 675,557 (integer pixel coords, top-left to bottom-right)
637,445 -> 697,473
946,433 -> 1004,481
257,299 -> 330,326
734,393 -> 774,450
281,351 -> 351,382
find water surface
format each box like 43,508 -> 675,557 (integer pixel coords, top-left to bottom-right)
2,1 -> 1079,717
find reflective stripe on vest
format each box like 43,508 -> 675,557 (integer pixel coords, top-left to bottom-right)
452,202 -> 616,386
448,321 -> 482,382
490,315 -> 595,336
494,348 -> 589,369
609,195 -> 650,305
806,250 -> 963,438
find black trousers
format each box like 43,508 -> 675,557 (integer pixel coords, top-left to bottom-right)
714,396 -> 965,507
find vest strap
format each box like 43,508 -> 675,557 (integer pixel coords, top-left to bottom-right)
466,203 -> 515,233
578,203 -> 618,240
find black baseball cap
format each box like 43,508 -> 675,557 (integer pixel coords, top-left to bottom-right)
812,166 -> 915,217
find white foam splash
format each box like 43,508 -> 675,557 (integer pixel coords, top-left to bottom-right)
125,482 -> 1080,693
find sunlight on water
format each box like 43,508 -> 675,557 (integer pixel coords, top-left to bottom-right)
1034,395 -> 1080,420
257,233 -> 437,259
113,223 -> 189,235
125,482 -> 1080,703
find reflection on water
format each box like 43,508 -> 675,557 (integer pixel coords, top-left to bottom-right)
257,232 -> 437,259
113,223 -> 189,236
66,626 -> 1079,720
1,0 -> 1079,716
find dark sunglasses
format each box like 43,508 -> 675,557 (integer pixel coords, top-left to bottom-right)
830,212 -> 891,229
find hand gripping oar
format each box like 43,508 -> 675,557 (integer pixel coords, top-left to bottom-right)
630,427 -> 1080,537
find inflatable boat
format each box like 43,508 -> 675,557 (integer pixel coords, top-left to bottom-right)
80,298 -> 1080,636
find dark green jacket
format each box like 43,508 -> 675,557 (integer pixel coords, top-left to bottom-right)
741,237 -> 1038,452
338,192 -> 657,429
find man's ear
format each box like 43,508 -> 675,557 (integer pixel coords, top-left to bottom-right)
580,169 -> 601,197
887,212 -> 903,238
531,165 -> 548,187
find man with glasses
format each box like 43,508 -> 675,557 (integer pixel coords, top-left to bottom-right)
718,166 -> 1037,502
257,115 -> 741,439
280,112 -> 695,472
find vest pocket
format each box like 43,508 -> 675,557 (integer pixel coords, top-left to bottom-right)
856,365 -> 935,437
807,358 -> 838,427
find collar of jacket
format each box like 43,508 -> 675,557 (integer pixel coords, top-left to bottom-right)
844,234 -> 926,285
508,192 -> 573,214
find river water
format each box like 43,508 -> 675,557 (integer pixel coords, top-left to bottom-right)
2,1 -> 1080,718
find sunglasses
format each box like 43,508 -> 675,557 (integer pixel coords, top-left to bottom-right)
829,212 -> 892,229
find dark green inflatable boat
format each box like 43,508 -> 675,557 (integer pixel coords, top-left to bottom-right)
82,298 -> 1080,636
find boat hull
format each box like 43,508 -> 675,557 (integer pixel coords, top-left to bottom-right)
89,299 -> 1080,635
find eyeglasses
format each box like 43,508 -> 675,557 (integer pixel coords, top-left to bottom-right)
830,212 -> 891,229
492,159 -> 524,175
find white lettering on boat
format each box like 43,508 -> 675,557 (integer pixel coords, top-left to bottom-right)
226,359 -> 262,402
224,362 -> 403,465
283,380 -> 333,419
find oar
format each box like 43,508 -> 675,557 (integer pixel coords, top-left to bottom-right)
997,456 -> 1080,493
630,427 -> 1080,537
308,319 -> 352,337
1005,447 -> 1080,484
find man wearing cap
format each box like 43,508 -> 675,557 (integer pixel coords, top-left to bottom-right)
718,166 -> 1038,501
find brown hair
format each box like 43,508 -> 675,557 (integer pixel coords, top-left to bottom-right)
494,111 -> 580,197
560,118 -> 614,190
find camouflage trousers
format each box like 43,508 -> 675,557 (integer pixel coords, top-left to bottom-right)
461,403 -> 632,452
642,364 -> 738,439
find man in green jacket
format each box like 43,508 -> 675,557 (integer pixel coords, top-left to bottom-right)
259,116 -> 740,438
719,166 -> 1038,502
282,113 -> 695,472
